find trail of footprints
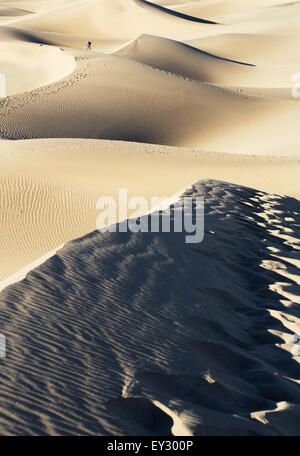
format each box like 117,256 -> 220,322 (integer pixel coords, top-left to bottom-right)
0,57 -> 91,132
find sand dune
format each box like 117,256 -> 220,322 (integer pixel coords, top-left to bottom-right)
9,0 -> 216,40
0,138 -> 299,283
0,6 -> 32,25
0,8 -> 32,17
0,41 -> 75,96
157,0 -> 300,22
0,0 -> 299,437
0,0 -> 78,15
224,2 -> 300,37
138,0 -> 217,23
0,25 -> 128,51
115,33 -> 256,80
153,0 -> 300,42
0,180 -> 299,435
0,50 -> 300,154
115,34 -> 300,89
185,33 -> 300,65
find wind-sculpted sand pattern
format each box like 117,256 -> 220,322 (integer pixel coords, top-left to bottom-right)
1,139 -> 299,283
0,181 -> 299,435
0,56 -> 90,120
0,0 -> 300,437
0,48 -> 299,153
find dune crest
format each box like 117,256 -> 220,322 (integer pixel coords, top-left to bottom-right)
0,41 -> 76,96
9,0 -> 216,40
0,138 -> 299,282
0,50 -> 300,154
0,180 -> 299,435
0,0 -> 299,437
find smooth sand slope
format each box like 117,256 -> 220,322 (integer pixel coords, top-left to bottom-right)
0,41 -> 75,96
160,0 -> 300,38
157,0 -> 300,22
0,25 -> 128,52
1,139 -> 299,283
0,0 -> 75,14
0,180 -> 299,435
0,8 -> 32,17
0,50 -> 300,154
0,7 -> 32,25
7,0 -> 217,40
115,34 -> 300,89
185,33 -> 300,65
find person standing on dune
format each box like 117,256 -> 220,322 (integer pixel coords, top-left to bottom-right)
87,41 -> 92,50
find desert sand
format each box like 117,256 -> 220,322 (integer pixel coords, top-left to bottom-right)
0,180 -> 300,436
0,0 -> 299,436
0,139 -> 299,284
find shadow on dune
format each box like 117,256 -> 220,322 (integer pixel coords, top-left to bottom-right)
115,33 -> 256,86
136,0 -> 218,24
5,27 -> 52,45
106,397 -> 173,435
0,180 -> 299,435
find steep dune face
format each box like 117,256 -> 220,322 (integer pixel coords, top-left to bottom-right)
137,0 -> 217,23
115,33 -> 257,83
0,180 -> 299,435
115,34 -> 300,89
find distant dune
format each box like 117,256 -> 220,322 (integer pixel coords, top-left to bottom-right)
0,41 -> 75,96
158,0 -> 300,22
185,33 -> 300,65
0,8 -> 32,17
115,34 -> 300,89
8,0 -> 216,40
0,51 -> 300,154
